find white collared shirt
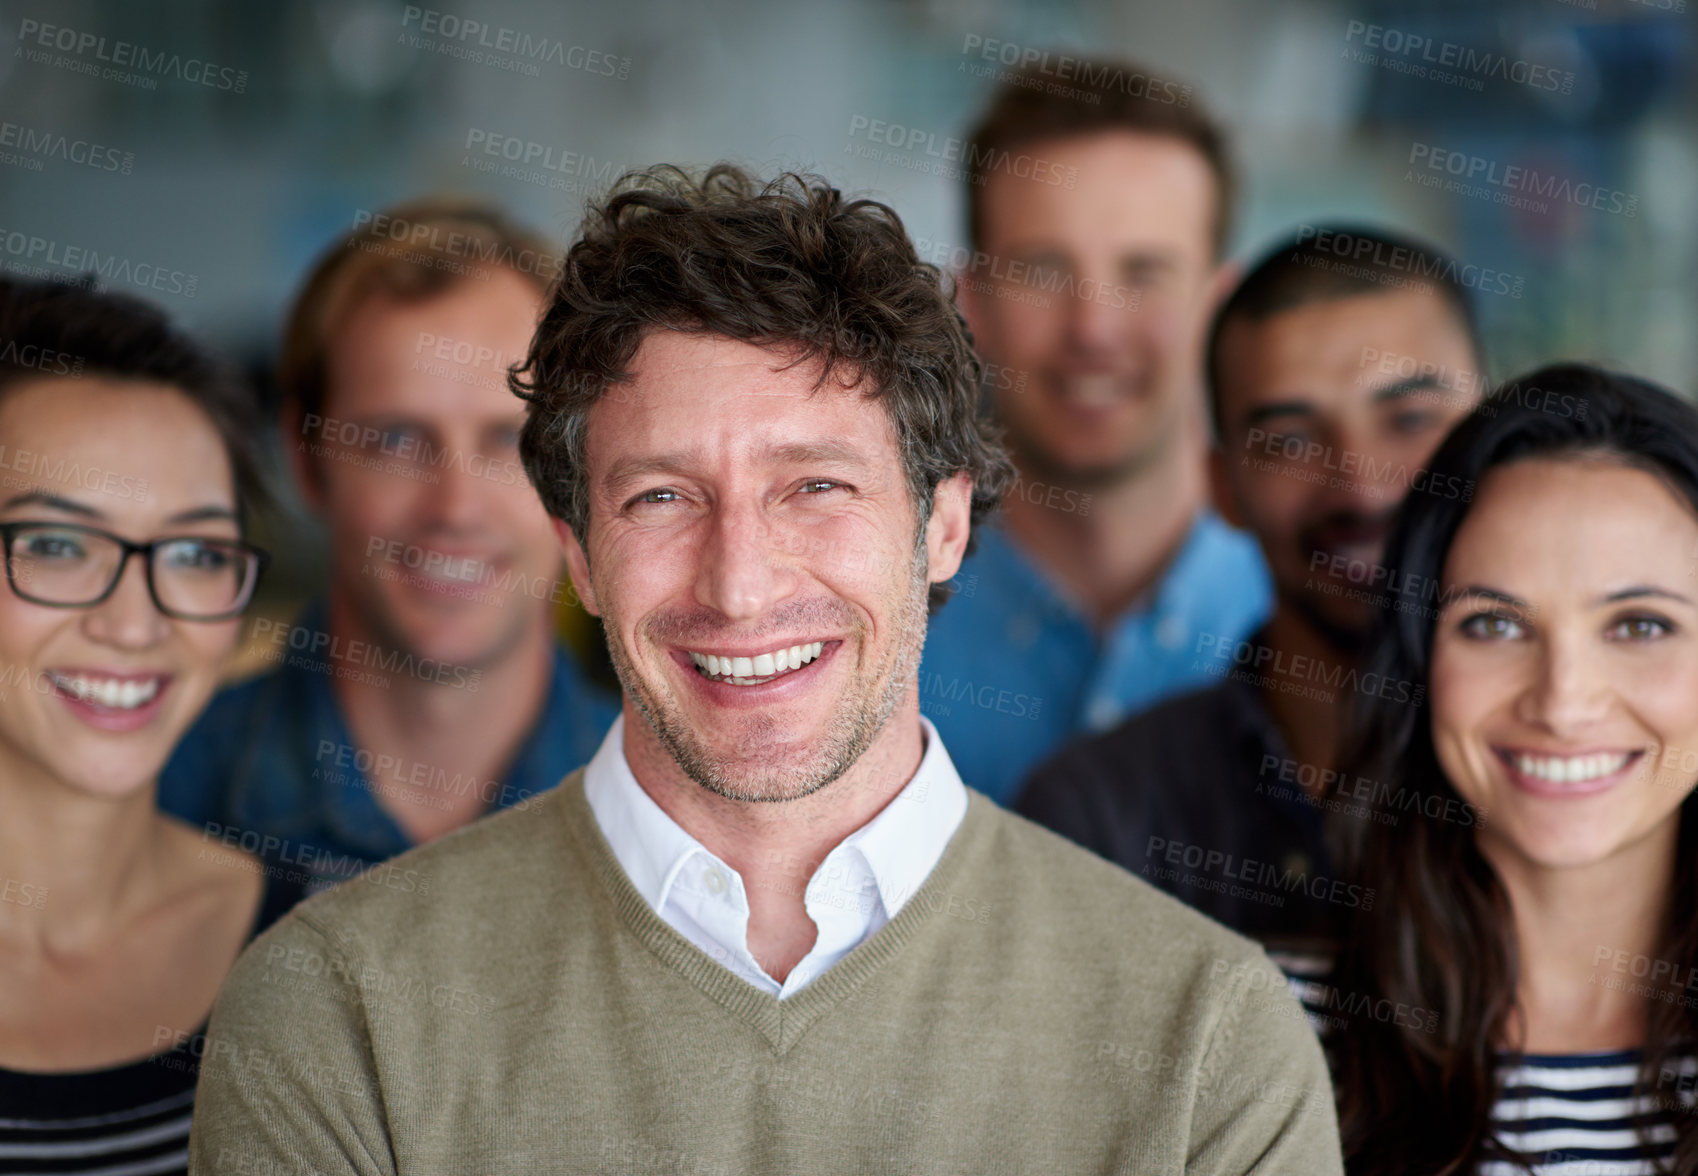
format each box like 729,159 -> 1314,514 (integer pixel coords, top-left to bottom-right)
583,714 -> 969,999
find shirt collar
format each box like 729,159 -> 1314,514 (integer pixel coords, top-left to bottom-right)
277,598 -> 615,856
832,716 -> 968,917
582,714 -> 708,912
1145,509 -> 1256,621
583,712 -> 969,920
981,508 -> 1232,629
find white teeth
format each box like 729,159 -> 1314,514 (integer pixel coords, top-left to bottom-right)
1512,752 -> 1630,784
51,673 -> 162,710
425,560 -> 483,584
1061,375 -> 1126,407
687,642 -> 825,685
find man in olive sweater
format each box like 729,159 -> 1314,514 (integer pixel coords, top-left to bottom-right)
189,164 -> 1342,1174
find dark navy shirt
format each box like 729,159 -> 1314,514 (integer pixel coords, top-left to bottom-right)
1015,654 -> 1350,947
919,510 -> 1271,805
159,600 -> 619,892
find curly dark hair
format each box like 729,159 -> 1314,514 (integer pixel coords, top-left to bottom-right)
511,163 -> 1015,611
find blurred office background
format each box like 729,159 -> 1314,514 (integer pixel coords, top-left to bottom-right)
2,0 -> 1692,626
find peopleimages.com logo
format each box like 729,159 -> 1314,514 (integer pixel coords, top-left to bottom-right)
15,18 -> 249,92
1341,20 -> 1575,95
1294,225 -> 1525,300
399,6 -> 631,79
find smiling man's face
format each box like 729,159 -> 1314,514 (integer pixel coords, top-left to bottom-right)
559,330 -> 971,803
1211,286 -> 1482,644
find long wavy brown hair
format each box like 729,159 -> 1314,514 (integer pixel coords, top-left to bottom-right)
1330,363 -> 1698,1174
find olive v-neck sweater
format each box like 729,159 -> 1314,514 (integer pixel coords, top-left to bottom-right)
189,769 -> 1342,1174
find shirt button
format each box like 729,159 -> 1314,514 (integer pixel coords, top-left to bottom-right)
703,866 -> 730,895
1155,615 -> 1187,650
1006,615 -> 1040,650
1282,852 -> 1311,877
1086,697 -> 1121,731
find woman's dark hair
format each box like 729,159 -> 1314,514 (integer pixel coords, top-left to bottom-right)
1331,362 -> 1698,1174
511,163 -> 1015,613
0,277 -> 269,524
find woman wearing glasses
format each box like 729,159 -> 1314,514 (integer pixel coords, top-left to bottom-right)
0,279 -> 298,1174
1330,364 -> 1698,1173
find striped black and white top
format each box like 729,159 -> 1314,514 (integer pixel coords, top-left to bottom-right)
1484,1051 -> 1696,1175
1271,948 -> 1698,1176
0,868 -> 301,1175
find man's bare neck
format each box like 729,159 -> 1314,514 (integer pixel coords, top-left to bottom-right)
1000,439 -> 1207,626
326,593 -> 558,842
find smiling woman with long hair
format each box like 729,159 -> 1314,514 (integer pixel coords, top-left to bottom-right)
1329,363 -> 1698,1174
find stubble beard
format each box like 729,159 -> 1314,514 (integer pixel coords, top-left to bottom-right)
602,542 -> 933,804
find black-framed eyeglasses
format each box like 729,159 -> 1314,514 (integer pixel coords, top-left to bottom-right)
0,521 -> 271,621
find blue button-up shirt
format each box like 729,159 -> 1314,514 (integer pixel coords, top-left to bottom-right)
918,510 -> 1272,805
159,601 -> 619,892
